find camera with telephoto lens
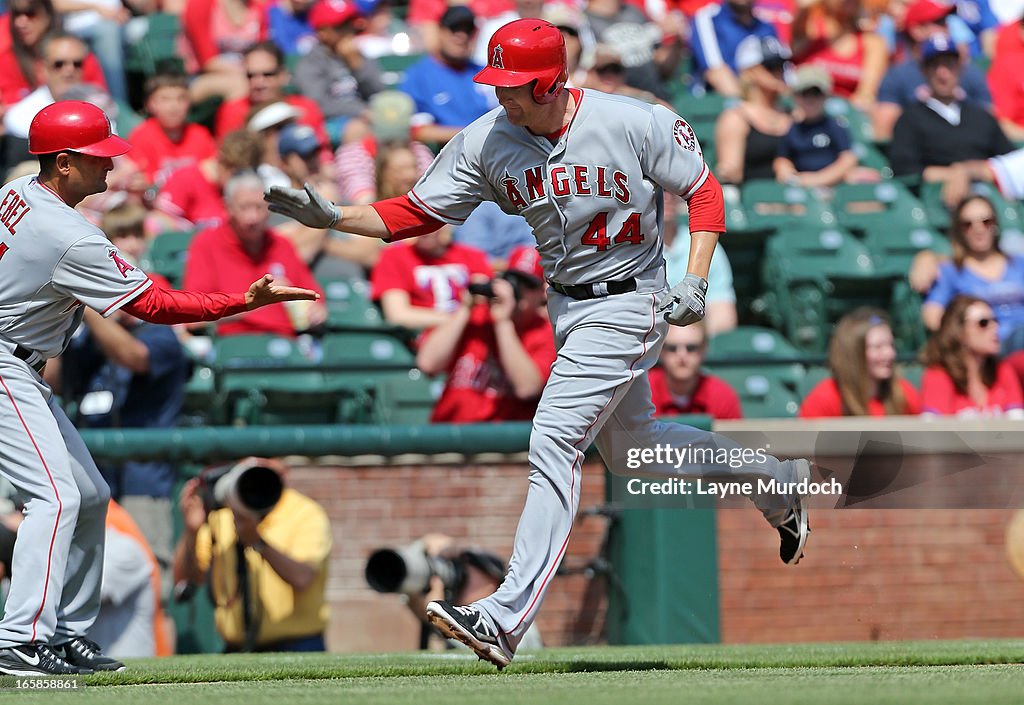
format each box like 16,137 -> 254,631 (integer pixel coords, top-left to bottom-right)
198,459 -> 284,518
364,540 -> 468,596
468,272 -> 532,301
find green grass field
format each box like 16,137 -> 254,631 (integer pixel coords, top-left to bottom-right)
3,641 -> 1023,704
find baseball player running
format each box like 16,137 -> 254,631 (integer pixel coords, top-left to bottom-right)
266,19 -> 811,670
0,101 -> 318,677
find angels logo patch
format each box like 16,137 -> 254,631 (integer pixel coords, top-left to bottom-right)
491,45 -> 504,69
107,247 -> 136,278
673,119 -> 696,152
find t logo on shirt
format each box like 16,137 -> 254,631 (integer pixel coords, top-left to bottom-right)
107,248 -> 136,278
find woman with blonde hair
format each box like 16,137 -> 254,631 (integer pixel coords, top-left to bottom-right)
921,295 -> 1024,417
799,307 -> 920,417
714,35 -> 794,185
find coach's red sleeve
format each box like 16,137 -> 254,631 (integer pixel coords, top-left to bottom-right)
686,170 -> 726,234
122,285 -> 248,324
371,195 -> 446,241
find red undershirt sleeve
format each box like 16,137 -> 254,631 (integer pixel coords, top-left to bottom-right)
686,170 -> 726,234
122,285 -> 248,324
371,195 -> 446,241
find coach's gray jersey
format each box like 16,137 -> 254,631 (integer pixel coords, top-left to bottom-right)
408,89 -> 709,285
0,175 -> 152,358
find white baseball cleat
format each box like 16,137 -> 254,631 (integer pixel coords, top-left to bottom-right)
778,459 -> 811,565
426,600 -> 513,670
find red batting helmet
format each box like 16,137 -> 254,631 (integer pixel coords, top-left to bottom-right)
28,100 -> 132,157
474,19 -> 568,105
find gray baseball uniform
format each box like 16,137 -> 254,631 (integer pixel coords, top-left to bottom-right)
0,174 -> 152,648
409,90 -> 803,651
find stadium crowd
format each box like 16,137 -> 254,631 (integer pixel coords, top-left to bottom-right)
2,0 -> 1024,655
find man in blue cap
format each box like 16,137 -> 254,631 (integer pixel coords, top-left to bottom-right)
889,33 -> 1013,180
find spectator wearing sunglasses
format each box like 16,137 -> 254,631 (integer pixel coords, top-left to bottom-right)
918,195 -> 1024,353
773,65 -> 859,188
648,319 -> 743,420
0,0 -> 108,107
215,41 -> 331,160
920,295 -> 1024,417
799,308 -> 920,418
416,245 -> 556,424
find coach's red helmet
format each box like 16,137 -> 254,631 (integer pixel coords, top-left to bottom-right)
28,100 -> 132,157
474,19 -> 568,105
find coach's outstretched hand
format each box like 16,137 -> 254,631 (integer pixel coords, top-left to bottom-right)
657,273 -> 708,327
264,182 -> 340,229
246,274 -> 320,310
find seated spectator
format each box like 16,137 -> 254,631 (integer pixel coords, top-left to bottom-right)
356,0 -> 422,59
127,73 -> 218,188
174,457 -> 332,653
585,0 -> 674,101
920,295 -> 1024,417
0,0 -> 108,106
689,0 -> 778,97
790,0 -> 888,111
714,35 -> 793,185
664,229 -> 737,336
3,32 -> 106,148
294,0 -> 385,146
648,319 -> 743,419
183,171 -> 326,337
371,224 -> 492,330
261,0 -> 317,58
416,245 -> 556,423
335,90 -> 434,205
919,195 -> 1024,351
179,0 -> 260,104
989,15 -> 1024,142
53,0 -> 130,101
247,101 -> 312,189
214,41 -> 331,158
400,6 -> 497,146
799,308 -> 920,418
872,0 -> 991,141
889,34 -> 1013,181
152,128 -> 264,232
773,65 -> 859,188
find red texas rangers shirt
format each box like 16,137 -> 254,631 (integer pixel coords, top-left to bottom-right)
371,240 -> 492,312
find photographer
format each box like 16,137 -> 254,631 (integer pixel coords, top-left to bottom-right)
366,534 -> 542,651
172,458 -> 331,652
416,245 -> 557,423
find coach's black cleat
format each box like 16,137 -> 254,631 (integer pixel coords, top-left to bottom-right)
0,642 -> 93,676
778,459 -> 811,565
426,601 -> 513,670
54,637 -> 125,672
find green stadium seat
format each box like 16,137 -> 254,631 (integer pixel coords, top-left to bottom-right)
762,226 -> 900,351
319,277 -> 387,331
321,331 -> 416,368
863,225 -> 949,276
710,367 -> 801,418
179,363 -> 223,426
140,230 -> 196,288
376,369 -> 444,425
742,180 -> 837,233
900,362 -> 924,390
707,325 -> 801,361
825,98 -> 874,146
830,181 -> 928,237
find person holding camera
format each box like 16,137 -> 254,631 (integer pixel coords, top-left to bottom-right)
416,245 -> 557,423
172,458 -> 332,653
